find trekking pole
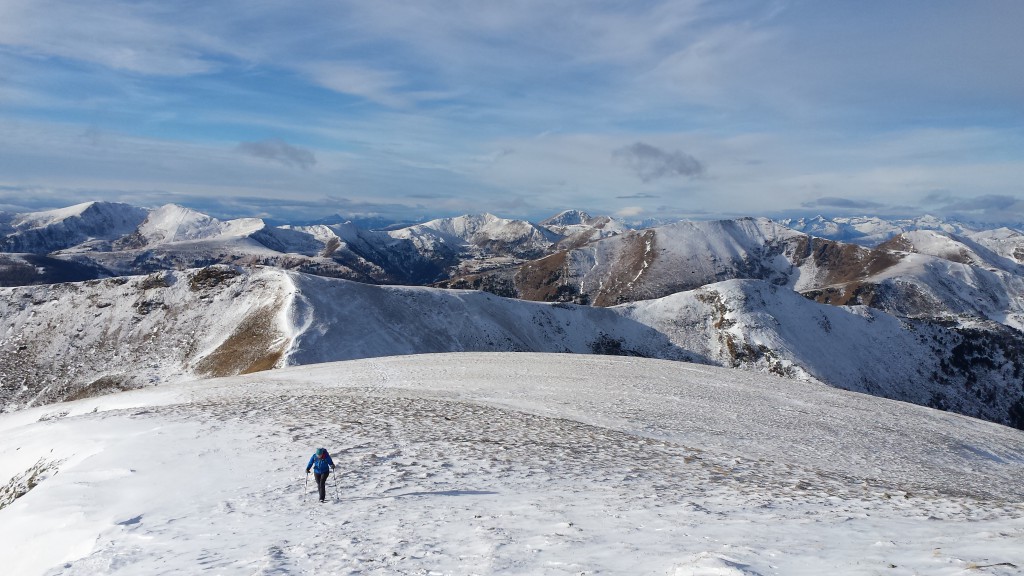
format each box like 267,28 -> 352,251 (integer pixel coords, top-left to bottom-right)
334,472 -> 340,501
304,473 -> 308,502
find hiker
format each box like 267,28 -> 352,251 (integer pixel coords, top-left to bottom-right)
305,447 -> 336,502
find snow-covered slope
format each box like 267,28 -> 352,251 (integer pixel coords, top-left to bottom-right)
279,222 -> 446,283
803,243 -> 1024,330
540,209 -> 627,248
1,354 -> 1021,575
113,204 -> 265,247
0,267 -> 295,410
879,229 -> 1023,272
0,266 -> 694,412
967,227 -> 1024,264
285,273 -> 689,366
1,202 -> 148,253
618,279 -> 1024,426
440,218 -> 806,305
390,213 -> 561,263
443,216 -> 1024,332
4,267 -> 1023,429
66,206 -> 384,283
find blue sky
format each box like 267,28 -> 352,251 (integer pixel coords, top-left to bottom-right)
1,0 -> 1022,224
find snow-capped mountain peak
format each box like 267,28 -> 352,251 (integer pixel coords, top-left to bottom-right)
389,213 -> 560,259
2,201 -> 148,253
541,209 -> 593,227
126,204 -> 265,246
11,201 -> 101,229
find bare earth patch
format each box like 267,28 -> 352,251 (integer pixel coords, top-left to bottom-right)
194,302 -> 288,378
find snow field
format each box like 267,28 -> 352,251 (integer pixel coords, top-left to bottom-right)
1,353 -> 1022,575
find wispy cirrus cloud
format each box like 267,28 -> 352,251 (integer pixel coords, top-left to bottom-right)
1,2 -> 1023,224
0,0 -> 238,75
300,62 -> 409,108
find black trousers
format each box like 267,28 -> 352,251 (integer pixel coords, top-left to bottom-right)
314,472 -> 330,501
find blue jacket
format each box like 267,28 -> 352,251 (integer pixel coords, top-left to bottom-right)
307,452 -> 335,474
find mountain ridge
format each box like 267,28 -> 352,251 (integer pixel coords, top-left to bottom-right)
3,265 -> 1023,429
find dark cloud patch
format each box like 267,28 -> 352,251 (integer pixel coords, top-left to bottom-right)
236,138 -> 316,170
922,193 -> 1024,226
930,193 -> 1021,213
613,142 -> 705,183
79,126 -> 105,147
801,197 -> 885,209
616,193 -> 660,199
921,191 -> 956,205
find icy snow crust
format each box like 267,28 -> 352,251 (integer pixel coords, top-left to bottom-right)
0,353 -> 1021,575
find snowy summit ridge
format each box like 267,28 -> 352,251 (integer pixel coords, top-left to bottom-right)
0,354 -> 1021,574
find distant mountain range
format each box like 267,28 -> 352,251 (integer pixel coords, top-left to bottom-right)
439,217 -> 1024,326
2,201 -> 1023,430
0,202 -> 622,286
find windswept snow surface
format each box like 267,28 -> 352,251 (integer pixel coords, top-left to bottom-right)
284,273 -> 689,366
0,354 -> 1021,575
